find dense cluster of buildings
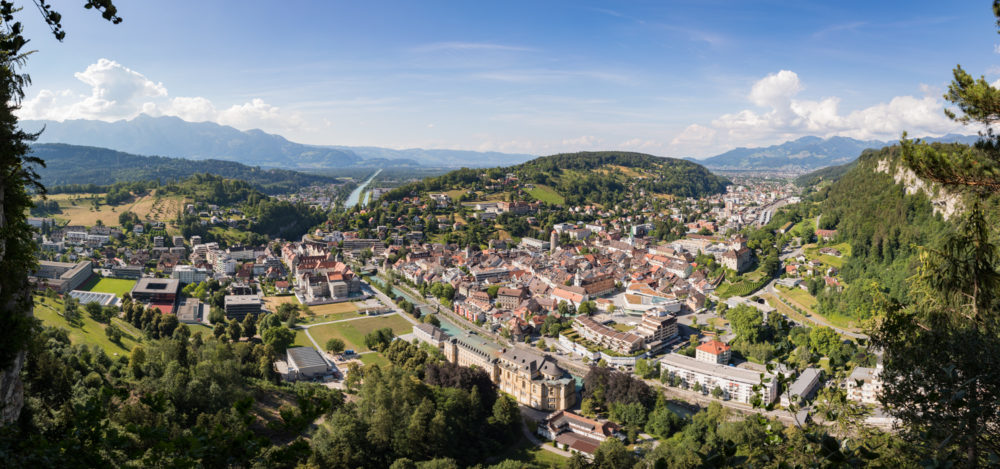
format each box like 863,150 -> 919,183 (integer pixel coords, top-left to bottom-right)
281,239 -> 366,304
367,225 -> 739,345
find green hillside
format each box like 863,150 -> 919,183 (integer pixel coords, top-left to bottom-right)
809,143 -> 965,317
381,151 -> 729,206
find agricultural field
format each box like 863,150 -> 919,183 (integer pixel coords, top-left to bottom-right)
129,193 -> 187,224
716,276 -> 769,298
37,191 -> 188,228
443,189 -> 469,200
525,184 -> 565,205
305,314 -> 414,352
82,277 -> 137,298
763,293 -> 811,327
33,295 -> 139,356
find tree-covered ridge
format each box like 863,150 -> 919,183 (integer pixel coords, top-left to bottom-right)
809,143 -> 960,315
381,151 -> 728,207
29,143 -> 340,195
514,151 -> 729,202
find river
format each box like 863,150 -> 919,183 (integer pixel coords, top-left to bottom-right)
344,169 -> 382,207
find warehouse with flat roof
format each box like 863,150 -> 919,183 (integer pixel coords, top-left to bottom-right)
282,347 -> 330,381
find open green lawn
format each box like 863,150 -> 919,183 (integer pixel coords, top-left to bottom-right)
804,242 -> 852,269
813,308 -> 860,331
293,329 -> 313,348
611,322 -> 636,332
187,323 -> 214,336
763,293 -> 810,325
526,184 -> 565,205
299,310 -> 362,325
444,189 -> 469,200
775,286 -> 860,331
790,218 -> 815,237
489,434 -> 568,468
778,285 -> 818,309
305,314 -> 414,352
34,295 -> 138,356
359,353 -> 389,367
298,302 -> 363,324
82,277 -> 137,298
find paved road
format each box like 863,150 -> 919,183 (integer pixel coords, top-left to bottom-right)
759,279 -> 868,340
780,245 -> 804,261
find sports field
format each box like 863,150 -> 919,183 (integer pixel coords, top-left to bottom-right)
83,277 -> 137,298
305,314 -> 414,352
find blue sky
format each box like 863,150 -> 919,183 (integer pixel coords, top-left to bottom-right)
13,1 -> 1000,158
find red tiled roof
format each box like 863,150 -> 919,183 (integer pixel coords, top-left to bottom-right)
697,339 -> 730,355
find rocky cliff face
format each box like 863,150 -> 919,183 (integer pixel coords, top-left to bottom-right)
876,157 -> 964,219
0,187 -> 26,425
0,347 -> 24,425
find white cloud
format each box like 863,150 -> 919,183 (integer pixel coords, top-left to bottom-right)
676,69 -> 964,155
749,70 -> 802,109
17,58 -> 304,133
20,59 -> 166,121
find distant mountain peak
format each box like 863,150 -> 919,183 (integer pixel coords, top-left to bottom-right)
696,134 -> 977,171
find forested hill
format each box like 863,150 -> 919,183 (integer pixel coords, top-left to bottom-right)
809,143 -> 969,308
515,151 -> 729,204
28,143 -> 338,194
384,151 -> 729,207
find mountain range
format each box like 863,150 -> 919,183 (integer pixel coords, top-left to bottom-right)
692,134 -> 979,171
19,115 -> 535,169
20,114 -> 981,172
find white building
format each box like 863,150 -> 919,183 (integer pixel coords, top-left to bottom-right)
172,265 -> 211,284
634,312 -> 678,344
661,353 -> 778,404
781,367 -> 822,407
280,347 -> 330,381
214,256 -> 237,276
846,363 -> 883,405
695,340 -> 731,365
